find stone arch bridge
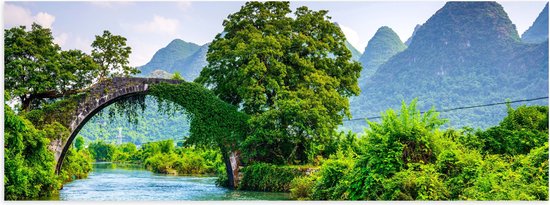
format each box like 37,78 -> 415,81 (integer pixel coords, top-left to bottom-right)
49,77 -> 243,188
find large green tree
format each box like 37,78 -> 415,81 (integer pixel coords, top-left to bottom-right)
5,23 -> 100,111
196,1 -> 362,164
91,30 -> 139,81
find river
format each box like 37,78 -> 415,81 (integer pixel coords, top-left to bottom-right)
56,163 -> 290,201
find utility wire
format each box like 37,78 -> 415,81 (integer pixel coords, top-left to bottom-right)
343,96 -> 549,122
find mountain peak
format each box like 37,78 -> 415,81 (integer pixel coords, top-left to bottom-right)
410,1 -> 519,51
139,39 -> 202,75
358,26 -> 406,81
521,3 -> 549,44
405,24 -> 422,46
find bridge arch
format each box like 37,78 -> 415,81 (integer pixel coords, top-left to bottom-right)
53,77 -> 248,188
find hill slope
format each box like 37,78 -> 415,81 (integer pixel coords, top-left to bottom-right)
139,39 -> 201,76
357,26 -> 406,82
345,2 -> 548,132
521,3 -> 549,44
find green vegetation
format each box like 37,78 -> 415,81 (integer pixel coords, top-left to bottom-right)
196,1 -> 362,165
4,1 -> 548,201
357,26 -> 406,81
4,105 -> 93,200
77,96 -> 190,145
91,30 -> 139,80
287,101 -> 548,200
348,2 -> 548,132
85,139 -> 225,176
4,21 -> 138,200
138,39 -> 206,80
239,163 -> 305,192
88,141 -> 117,162
4,23 -> 99,111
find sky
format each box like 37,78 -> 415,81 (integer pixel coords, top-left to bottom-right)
3,1 -> 548,67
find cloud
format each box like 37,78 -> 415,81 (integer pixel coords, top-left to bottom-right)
338,23 -> 364,51
4,3 -> 56,28
34,12 -> 56,28
133,15 -> 180,35
54,32 -> 69,47
74,36 -> 92,54
177,1 -> 192,11
89,2 -> 133,8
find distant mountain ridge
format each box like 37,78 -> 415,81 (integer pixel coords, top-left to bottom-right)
345,1 -> 548,131
357,26 -> 406,83
138,39 -> 207,81
521,3 -> 549,44
404,24 -> 421,46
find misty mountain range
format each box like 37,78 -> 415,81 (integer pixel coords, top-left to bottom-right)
79,1 -> 548,143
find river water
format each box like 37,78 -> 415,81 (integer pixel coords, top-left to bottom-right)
57,163 -> 290,201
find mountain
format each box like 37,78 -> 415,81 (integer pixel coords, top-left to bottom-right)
345,2 -> 548,132
333,22 -> 363,61
357,26 -> 406,82
171,43 -> 209,81
345,41 -> 362,61
521,3 -> 549,44
404,24 -> 421,46
139,39 -> 201,76
148,69 -> 174,79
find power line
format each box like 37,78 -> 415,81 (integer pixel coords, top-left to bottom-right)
344,96 -> 549,122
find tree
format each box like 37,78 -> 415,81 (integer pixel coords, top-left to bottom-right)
91,30 -> 139,81
74,135 -> 85,151
196,1 -> 362,164
4,23 -> 100,111
172,72 -> 184,80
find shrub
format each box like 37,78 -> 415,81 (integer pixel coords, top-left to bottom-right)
239,163 -> 304,192
382,164 -> 449,200
310,158 -> 353,200
290,175 -> 316,200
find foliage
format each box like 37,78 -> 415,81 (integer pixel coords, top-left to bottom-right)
290,175 -> 316,200
196,1 -> 362,164
4,23 -> 99,111
344,100 -> 445,200
88,140 -> 117,162
98,139 -> 225,176
74,136 -> 85,151
149,82 -> 249,155
347,2 -> 548,132
357,26 -> 406,81
4,106 -> 61,200
59,148 -> 93,183
78,96 -> 190,145
172,72 -> 184,80
310,157 -> 354,200
91,30 -> 139,80
239,163 -> 304,192
290,102 -> 548,200
474,105 -> 548,155
382,163 -> 449,200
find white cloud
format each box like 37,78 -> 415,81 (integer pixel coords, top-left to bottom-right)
89,2 -> 133,8
74,36 -> 92,54
177,1 -> 192,11
339,23 -> 364,51
4,3 -> 33,27
133,15 -> 180,35
54,32 -> 69,47
34,12 -> 56,28
4,3 -> 55,28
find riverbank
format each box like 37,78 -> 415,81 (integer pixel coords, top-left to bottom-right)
56,162 -> 290,200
